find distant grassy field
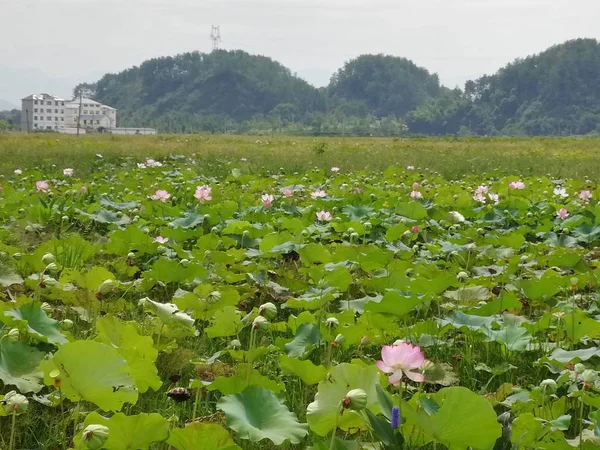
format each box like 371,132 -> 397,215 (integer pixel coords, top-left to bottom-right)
1,133 -> 600,179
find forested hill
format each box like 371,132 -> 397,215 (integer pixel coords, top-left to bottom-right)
73,38 -> 600,136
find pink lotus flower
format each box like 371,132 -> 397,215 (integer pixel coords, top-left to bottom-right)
151,190 -> 171,202
331,167 -> 340,173
579,190 -> 592,202
355,187 -> 363,194
410,190 -> 423,199
14,169 -> 22,175
145,158 -> 162,168
407,165 -> 415,170
412,182 -> 420,190
63,168 -> 74,177
282,188 -> 294,198
80,185 -> 87,193
488,193 -> 499,205
154,236 -> 168,244
557,208 -> 569,220
194,185 -> 212,203
377,343 -> 425,385
261,194 -> 274,208
137,163 -> 147,169
509,181 -> 525,190
311,189 -> 327,199
36,181 -> 50,192
411,225 -> 420,234
316,210 -> 332,222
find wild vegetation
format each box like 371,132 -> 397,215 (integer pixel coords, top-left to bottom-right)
1,135 -> 600,449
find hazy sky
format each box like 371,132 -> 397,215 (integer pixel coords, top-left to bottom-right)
1,0 -> 599,92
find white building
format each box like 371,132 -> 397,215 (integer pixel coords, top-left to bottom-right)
21,93 -> 118,132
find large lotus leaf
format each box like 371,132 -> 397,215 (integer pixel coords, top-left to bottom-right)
438,310 -> 496,331
104,226 -> 156,256
563,312 -> 600,342
169,212 -> 205,229
443,286 -> 490,303
3,301 -> 67,344
395,202 -> 428,220
0,264 -> 23,286
95,315 -> 161,393
167,423 -> 241,450
207,363 -> 284,395
217,386 -> 308,445
284,323 -> 321,358
364,291 -> 428,317
140,298 -> 195,328
60,266 -> 116,291
307,363 -> 382,436
0,337 -> 45,393
74,411 -> 169,450
77,208 -> 131,225
144,258 -> 207,284
40,341 -> 138,411
484,326 -> 532,352
205,306 -> 242,338
299,243 -> 332,265
538,347 -> 600,366
100,197 -> 140,211
279,354 -> 328,385
403,386 -> 501,450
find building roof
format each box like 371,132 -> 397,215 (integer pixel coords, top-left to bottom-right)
65,98 -> 116,110
79,114 -> 111,120
22,93 -> 65,101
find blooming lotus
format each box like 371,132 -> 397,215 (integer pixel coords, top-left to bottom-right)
410,190 -> 423,199
282,188 -> 293,197
63,168 -> 74,177
331,167 -> 340,173
557,208 -> 569,220
137,163 -> 147,169
154,236 -> 168,244
151,190 -> 171,202
311,189 -> 327,199
145,158 -> 162,167
36,181 -> 50,192
488,193 -> 499,205
316,210 -> 332,222
194,185 -> 212,203
554,187 -> 569,198
261,193 -> 274,208
509,181 -> 525,190
14,169 -> 22,175
406,165 -> 415,170
412,182 -> 420,190
377,342 -> 425,384
80,185 -> 88,193
579,190 -> 592,202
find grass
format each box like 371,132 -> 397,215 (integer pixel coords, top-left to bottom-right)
2,133 -> 600,179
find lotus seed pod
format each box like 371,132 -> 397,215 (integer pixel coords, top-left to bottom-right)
98,279 -> 117,295
61,319 -> 74,330
127,252 -> 136,260
242,230 -> 250,237
326,317 -> 339,328
230,339 -> 242,349
82,424 -> 110,450
457,271 -> 469,281
179,259 -> 190,267
582,369 -> 598,384
3,391 -> 28,415
540,379 -> 557,393
347,228 -> 355,234
7,328 -> 19,342
252,315 -> 269,329
210,227 -> 219,234
350,232 -> 360,241
476,228 -> 485,235
363,222 -> 372,230
258,302 -> 277,320
574,363 -> 586,375
44,277 -> 58,288
343,389 -> 368,411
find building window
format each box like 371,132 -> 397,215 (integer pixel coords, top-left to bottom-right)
34,116 -> 38,120
47,116 -> 51,121
55,109 -> 58,113
47,101 -> 52,105
34,123 -> 38,128
83,110 -> 88,114
61,102 -> 64,106
61,117 -> 64,121
96,120 -> 100,124
34,108 -> 38,113
55,117 -> 58,121
83,120 -> 87,124
34,100 -> 38,105
47,109 -> 51,113
60,109 -> 64,114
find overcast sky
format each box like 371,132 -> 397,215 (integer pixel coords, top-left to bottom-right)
1,0 -> 599,98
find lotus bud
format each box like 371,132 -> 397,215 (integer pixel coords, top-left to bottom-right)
98,279 -> 117,295
3,391 -> 28,415
582,369 -> 598,384
350,232 -> 360,242
230,339 -> 242,349
242,230 -> 251,237
44,277 -> 58,288
61,215 -> 70,222
360,336 -> 370,345
540,379 -> 557,394
11,252 -> 21,260
60,319 -> 74,330
258,302 -> 277,319
363,222 -> 372,230
342,388 -> 368,411
42,253 -> 56,264
252,315 -> 269,329
7,328 -> 19,342
45,262 -> 59,276
210,227 -> 219,234
326,317 -> 339,328
82,424 -> 110,450
574,363 -> 586,375
127,252 -> 136,260
457,271 -> 469,281
334,333 -> 345,345
179,259 -> 190,267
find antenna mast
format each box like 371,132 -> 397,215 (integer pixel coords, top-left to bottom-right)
210,25 -> 221,51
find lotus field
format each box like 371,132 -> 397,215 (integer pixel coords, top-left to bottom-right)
2,147 -> 600,449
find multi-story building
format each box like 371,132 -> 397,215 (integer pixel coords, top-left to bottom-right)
21,93 -> 118,132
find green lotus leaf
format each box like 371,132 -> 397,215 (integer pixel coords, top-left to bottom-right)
443,285 -> 490,303
3,300 -> 67,344
0,337 -> 45,393
100,197 -> 140,211
167,423 -> 241,450
205,306 -> 242,338
285,323 -> 321,358
169,212 -> 205,229
0,264 -> 23,286
60,266 -> 116,291
74,411 -> 169,450
207,363 -> 284,395
40,341 -> 138,411
77,208 -> 131,225
403,386 -> 502,449
217,386 -> 308,445
484,326 -> 533,352
279,354 -> 328,385
395,202 -> 428,220
95,315 -> 161,393
307,363 -> 382,435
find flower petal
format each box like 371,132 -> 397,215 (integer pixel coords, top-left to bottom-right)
388,370 -> 403,386
376,360 -> 393,373
405,370 -> 425,383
